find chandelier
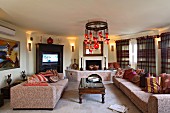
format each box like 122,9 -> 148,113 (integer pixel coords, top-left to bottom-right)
84,21 -> 110,53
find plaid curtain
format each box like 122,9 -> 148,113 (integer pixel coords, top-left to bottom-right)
137,36 -> 156,73
116,39 -> 129,68
160,32 -> 170,73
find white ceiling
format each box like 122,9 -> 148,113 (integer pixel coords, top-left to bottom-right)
0,0 -> 170,36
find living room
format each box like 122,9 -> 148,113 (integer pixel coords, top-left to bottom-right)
0,1 -> 170,113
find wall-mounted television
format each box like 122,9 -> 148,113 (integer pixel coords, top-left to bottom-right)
42,54 -> 58,63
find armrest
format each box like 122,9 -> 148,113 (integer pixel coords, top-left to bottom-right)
148,94 -> 170,113
10,83 -> 56,108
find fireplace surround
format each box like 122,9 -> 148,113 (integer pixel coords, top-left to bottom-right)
86,60 -> 102,70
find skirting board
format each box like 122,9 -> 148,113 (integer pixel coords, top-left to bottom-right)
0,25 -> 15,36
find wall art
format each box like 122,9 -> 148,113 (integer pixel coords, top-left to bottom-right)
0,37 -> 20,70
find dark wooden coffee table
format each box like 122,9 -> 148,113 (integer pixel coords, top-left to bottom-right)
78,78 -> 105,104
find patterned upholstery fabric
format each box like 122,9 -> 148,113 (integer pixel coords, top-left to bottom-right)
145,77 -> 161,93
10,74 -> 68,109
113,77 -> 170,113
112,76 -> 128,88
130,91 -> 152,113
119,82 -> 142,98
148,94 -> 170,113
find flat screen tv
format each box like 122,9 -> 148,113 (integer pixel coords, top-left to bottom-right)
42,54 -> 58,63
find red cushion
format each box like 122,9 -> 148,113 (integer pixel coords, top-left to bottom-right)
23,82 -> 48,86
40,72 -> 54,76
108,63 -> 114,69
35,74 -> 48,82
113,62 -> 120,69
128,71 -> 137,81
123,69 -> 133,79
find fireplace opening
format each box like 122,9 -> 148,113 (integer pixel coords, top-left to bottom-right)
86,60 -> 102,70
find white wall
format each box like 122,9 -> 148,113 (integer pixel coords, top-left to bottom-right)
0,20 -> 27,88
27,33 -> 79,75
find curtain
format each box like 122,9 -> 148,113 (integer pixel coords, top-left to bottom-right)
160,32 -> 170,73
137,36 -> 156,73
116,39 -> 129,68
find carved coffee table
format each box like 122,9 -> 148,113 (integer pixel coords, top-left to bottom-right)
78,78 -> 105,104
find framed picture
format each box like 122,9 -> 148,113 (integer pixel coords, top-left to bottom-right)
83,41 -> 103,56
0,37 -> 20,71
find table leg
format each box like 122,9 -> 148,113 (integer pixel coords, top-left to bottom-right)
79,94 -> 82,104
102,94 -> 105,103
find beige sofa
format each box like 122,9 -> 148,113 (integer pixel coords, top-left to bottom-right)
113,77 -> 170,113
10,74 -> 68,110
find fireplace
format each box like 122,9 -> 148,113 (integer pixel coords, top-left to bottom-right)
86,60 -> 102,70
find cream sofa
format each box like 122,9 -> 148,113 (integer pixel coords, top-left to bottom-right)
113,76 -> 170,113
10,74 -> 68,110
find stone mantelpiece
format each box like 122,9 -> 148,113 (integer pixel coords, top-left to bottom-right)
65,69 -> 116,81
82,56 -> 107,70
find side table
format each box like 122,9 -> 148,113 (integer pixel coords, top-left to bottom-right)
0,80 -> 25,99
1,86 -> 12,99
0,93 -> 4,107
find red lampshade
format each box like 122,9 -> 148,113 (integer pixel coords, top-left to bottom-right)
84,40 -> 88,44
90,31 -> 92,38
105,32 -> 108,39
84,21 -> 109,51
94,43 -> 99,49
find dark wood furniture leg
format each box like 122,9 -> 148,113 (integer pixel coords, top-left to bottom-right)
79,94 -> 82,104
102,94 -> 105,103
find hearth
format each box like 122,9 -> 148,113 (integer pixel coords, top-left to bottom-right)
86,60 -> 102,70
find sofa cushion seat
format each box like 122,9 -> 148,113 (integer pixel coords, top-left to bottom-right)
112,77 -> 128,88
50,79 -> 68,87
120,82 -> 142,91
130,91 -> 152,113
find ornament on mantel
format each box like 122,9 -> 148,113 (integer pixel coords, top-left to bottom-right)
47,37 -> 53,44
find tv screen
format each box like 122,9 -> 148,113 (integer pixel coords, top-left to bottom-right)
42,54 -> 58,63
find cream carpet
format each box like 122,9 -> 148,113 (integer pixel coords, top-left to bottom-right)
0,81 -> 141,113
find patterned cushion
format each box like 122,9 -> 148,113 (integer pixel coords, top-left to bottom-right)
27,76 -> 39,83
34,74 -> 48,82
145,77 -> 161,93
160,73 -> 170,93
49,76 -> 59,83
135,68 -> 144,75
115,68 -> 124,78
40,71 -> 54,76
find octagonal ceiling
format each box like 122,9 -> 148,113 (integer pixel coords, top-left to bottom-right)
0,0 -> 170,36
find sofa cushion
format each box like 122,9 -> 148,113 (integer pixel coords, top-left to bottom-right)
49,76 -> 59,83
145,77 -> 162,93
130,91 -> 152,113
33,74 -> 48,82
123,69 -> 133,79
50,79 -> 68,87
112,77 -> 128,88
115,68 -> 124,78
119,82 -> 142,98
128,71 -> 137,81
